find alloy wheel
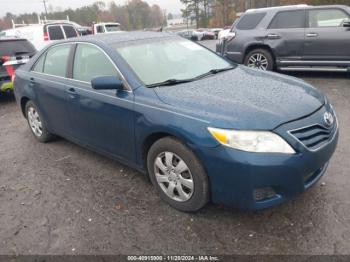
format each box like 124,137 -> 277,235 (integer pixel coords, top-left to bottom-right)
247,53 -> 269,70
27,107 -> 43,137
154,151 -> 194,202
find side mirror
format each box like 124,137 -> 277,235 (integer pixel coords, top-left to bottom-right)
91,76 -> 124,90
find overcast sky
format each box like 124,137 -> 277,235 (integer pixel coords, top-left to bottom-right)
0,0 -> 184,17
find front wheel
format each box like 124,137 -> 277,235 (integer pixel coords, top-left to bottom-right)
244,49 -> 274,71
147,137 -> 209,212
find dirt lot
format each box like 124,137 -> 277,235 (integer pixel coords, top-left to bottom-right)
0,41 -> 350,255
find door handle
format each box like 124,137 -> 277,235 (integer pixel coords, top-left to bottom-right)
306,33 -> 318,38
266,34 -> 280,39
29,77 -> 35,86
65,87 -> 78,99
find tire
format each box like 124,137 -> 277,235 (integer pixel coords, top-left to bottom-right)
244,48 -> 274,71
147,137 -> 209,212
25,101 -> 55,143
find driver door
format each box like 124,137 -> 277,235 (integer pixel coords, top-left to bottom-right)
65,43 -> 135,162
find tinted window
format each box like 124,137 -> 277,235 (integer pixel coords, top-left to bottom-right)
73,44 -> 117,82
269,10 -> 305,29
236,13 -> 266,30
48,26 -> 64,40
32,54 -> 46,73
96,26 -> 104,33
105,24 -> 120,32
63,25 -> 77,38
43,45 -> 71,77
0,40 -> 36,56
308,9 -> 349,27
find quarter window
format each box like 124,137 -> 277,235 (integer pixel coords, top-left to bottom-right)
48,26 -> 64,40
73,44 -> 118,83
269,10 -> 305,29
236,13 -> 266,30
43,44 -> 71,77
308,9 -> 349,28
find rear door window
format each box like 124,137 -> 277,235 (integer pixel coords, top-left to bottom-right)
43,44 -> 71,77
269,10 -> 306,29
308,9 -> 349,27
236,12 -> 266,30
48,26 -> 64,40
63,25 -> 78,38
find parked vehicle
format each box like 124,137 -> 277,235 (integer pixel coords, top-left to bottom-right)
92,23 -> 122,34
209,28 -> 223,39
0,37 -> 36,95
176,30 -> 203,41
218,28 -> 231,40
197,28 -> 216,40
68,21 -> 92,36
218,5 -> 350,72
14,32 -> 338,212
3,21 -> 78,50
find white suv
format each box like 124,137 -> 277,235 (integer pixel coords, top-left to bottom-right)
4,23 -> 78,50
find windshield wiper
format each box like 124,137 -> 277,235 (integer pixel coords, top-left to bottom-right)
146,66 -> 235,88
146,78 -> 193,88
194,66 -> 235,80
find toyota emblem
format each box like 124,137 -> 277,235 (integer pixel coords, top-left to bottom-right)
324,112 -> 334,127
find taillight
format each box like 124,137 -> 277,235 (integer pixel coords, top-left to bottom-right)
44,31 -> 49,41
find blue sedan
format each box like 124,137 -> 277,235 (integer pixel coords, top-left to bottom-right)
13,32 -> 338,212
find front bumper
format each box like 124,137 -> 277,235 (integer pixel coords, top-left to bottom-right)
195,106 -> 339,210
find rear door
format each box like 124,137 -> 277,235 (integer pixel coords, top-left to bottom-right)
264,9 -> 306,61
30,43 -> 74,136
304,8 -> 350,61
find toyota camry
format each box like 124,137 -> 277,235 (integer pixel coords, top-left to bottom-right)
14,32 -> 338,212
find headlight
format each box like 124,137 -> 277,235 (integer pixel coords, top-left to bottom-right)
208,127 -> 295,154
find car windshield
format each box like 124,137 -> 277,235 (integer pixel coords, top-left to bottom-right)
115,38 -> 233,86
106,24 -> 120,32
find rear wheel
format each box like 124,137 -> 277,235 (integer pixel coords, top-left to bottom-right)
147,137 -> 209,212
25,101 -> 55,143
244,49 -> 274,71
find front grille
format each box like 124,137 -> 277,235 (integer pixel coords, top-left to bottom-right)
290,122 -> 337,151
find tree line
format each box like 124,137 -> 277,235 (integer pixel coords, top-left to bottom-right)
181,0 -> 350,28
0,0 -> 167,31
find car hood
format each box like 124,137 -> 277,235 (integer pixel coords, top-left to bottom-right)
154,66 -> 325,130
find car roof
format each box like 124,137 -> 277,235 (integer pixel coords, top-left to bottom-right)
246,4 -> 349,13
66,31 -> 175,45
0,37 -> 28,42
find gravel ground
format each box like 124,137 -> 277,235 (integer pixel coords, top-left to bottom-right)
0,40 -> 349,255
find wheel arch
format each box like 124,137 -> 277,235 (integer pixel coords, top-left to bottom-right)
20,96 -> 30,118
141,131 -> 188,170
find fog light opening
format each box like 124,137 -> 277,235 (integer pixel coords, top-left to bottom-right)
253,187 -> 277,202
